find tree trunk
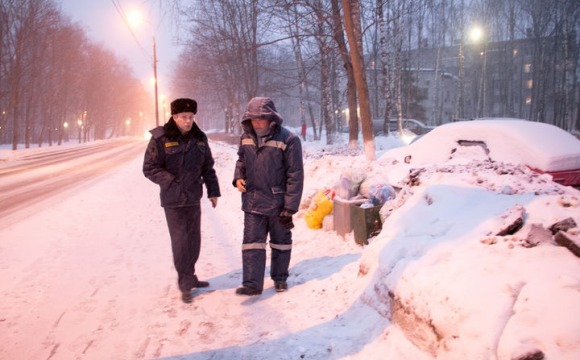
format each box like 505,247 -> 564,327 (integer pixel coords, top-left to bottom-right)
379,0 -> 394,133
291,1 -> 319,140
331,0 -> 358,148
342,0 -> 375,161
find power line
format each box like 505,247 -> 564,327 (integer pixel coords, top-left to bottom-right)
110,0 -> 150,59
110,0 -> 161,127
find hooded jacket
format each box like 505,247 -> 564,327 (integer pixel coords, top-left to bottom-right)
143,118 -> 221,208
233,97 -> 304,215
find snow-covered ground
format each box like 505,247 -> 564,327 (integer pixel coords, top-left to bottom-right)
1,122 -> 579,360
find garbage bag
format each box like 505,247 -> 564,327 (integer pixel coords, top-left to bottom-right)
305,189 -> 335,229
335,169 -> 366,199
359,174 -> 389,199
368,183 -> 396,206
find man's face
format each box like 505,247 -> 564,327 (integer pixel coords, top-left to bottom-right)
251,118 -> 270,131
173,112 -> 195,133
251,118 -> 273,137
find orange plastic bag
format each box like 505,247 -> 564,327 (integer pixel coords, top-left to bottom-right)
305,189 -> 336,229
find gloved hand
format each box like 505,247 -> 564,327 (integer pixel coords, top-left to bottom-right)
209,197 -> 218,208
279,209 -> 295,230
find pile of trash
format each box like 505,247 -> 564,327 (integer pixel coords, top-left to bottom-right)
304,168 -> 397,244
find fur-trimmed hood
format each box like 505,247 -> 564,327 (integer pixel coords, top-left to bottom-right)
241,97 -> 283,134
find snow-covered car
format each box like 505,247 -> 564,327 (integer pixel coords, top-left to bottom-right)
385,118 -> 580,188
372,118 -> 435,136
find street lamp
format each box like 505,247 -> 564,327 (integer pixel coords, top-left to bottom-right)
125,118 -> 131,136
77,118 -> 82,144
469,25 -> 486,117
1,111 -> 5,144
152,35 -> 159,127
470,26 -> 484,43
128,9 -> 160,127
63,121 -> 69,142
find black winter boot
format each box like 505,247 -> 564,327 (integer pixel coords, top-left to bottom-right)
275,281 -> 288,292
193,279 -> 210,288
192,275 -> 210,288
181,290 -> 193,303
235,286 -> 262,296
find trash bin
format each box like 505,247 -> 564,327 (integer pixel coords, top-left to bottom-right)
333,197 -> 366,236
351,204 -> 382,245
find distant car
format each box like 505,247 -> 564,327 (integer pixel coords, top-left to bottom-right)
341,118 -> 435,138
384,118 -> 580,188
372,118 -> 435,136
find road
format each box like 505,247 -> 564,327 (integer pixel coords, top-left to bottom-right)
0,138 -> 147,228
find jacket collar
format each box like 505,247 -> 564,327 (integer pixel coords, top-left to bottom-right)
163,118 -> 206,142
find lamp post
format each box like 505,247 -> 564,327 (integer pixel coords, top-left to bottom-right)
125,118 -> 131,136
127,9 -> 159,127
457,0 -> 465,120
161,94 -> 166,121
63,121 -> 69,142
1,111 -> 5,144
77,118 -> 82,144
153,35 -> 159,127
469,26 -> 485,118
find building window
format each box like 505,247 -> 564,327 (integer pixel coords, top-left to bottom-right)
527,80 -> 533,89
525,96 -> 532,105
524,64 -> 532,73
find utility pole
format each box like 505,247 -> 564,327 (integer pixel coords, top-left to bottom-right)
153,36 -> 159,127
458,0 -> 465,120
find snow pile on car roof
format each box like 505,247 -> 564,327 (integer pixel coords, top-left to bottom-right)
387,119 -> 580,172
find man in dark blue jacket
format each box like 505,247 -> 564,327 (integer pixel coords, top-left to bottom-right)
233,97 -> 304,295
143,98 -> 221,303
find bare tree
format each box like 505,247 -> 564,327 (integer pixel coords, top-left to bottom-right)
172,0 -> 266,133
551,0 -> 580,130
0,0 -> 152,147
518,0 -> 556,122
330,0 -> 359,148
343,0 -> 375,160
49,23 -> 89,145
287,1 -> 320,140
3,0 -> 47,149
164,0 -> 580,137
309,0 -> 338,144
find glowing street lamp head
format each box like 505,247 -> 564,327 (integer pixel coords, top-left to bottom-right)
470,26 -> 484,43
127,9 -> 143,28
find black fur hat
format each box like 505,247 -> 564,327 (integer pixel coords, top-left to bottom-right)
171,98 -> 197,115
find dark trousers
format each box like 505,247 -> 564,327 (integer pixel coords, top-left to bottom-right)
242,212 -> 292,291
164,204 -> 201,293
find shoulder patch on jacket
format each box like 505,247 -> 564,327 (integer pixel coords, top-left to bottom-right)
165,141 -> 180,148
242,139 -> 256,146
197,141 -> 207,147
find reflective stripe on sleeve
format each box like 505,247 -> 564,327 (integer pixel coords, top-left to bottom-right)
241,139 -> 256,146
270,243 -> 292,251
242,243 -> 267,251
264,140 -> 287,151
